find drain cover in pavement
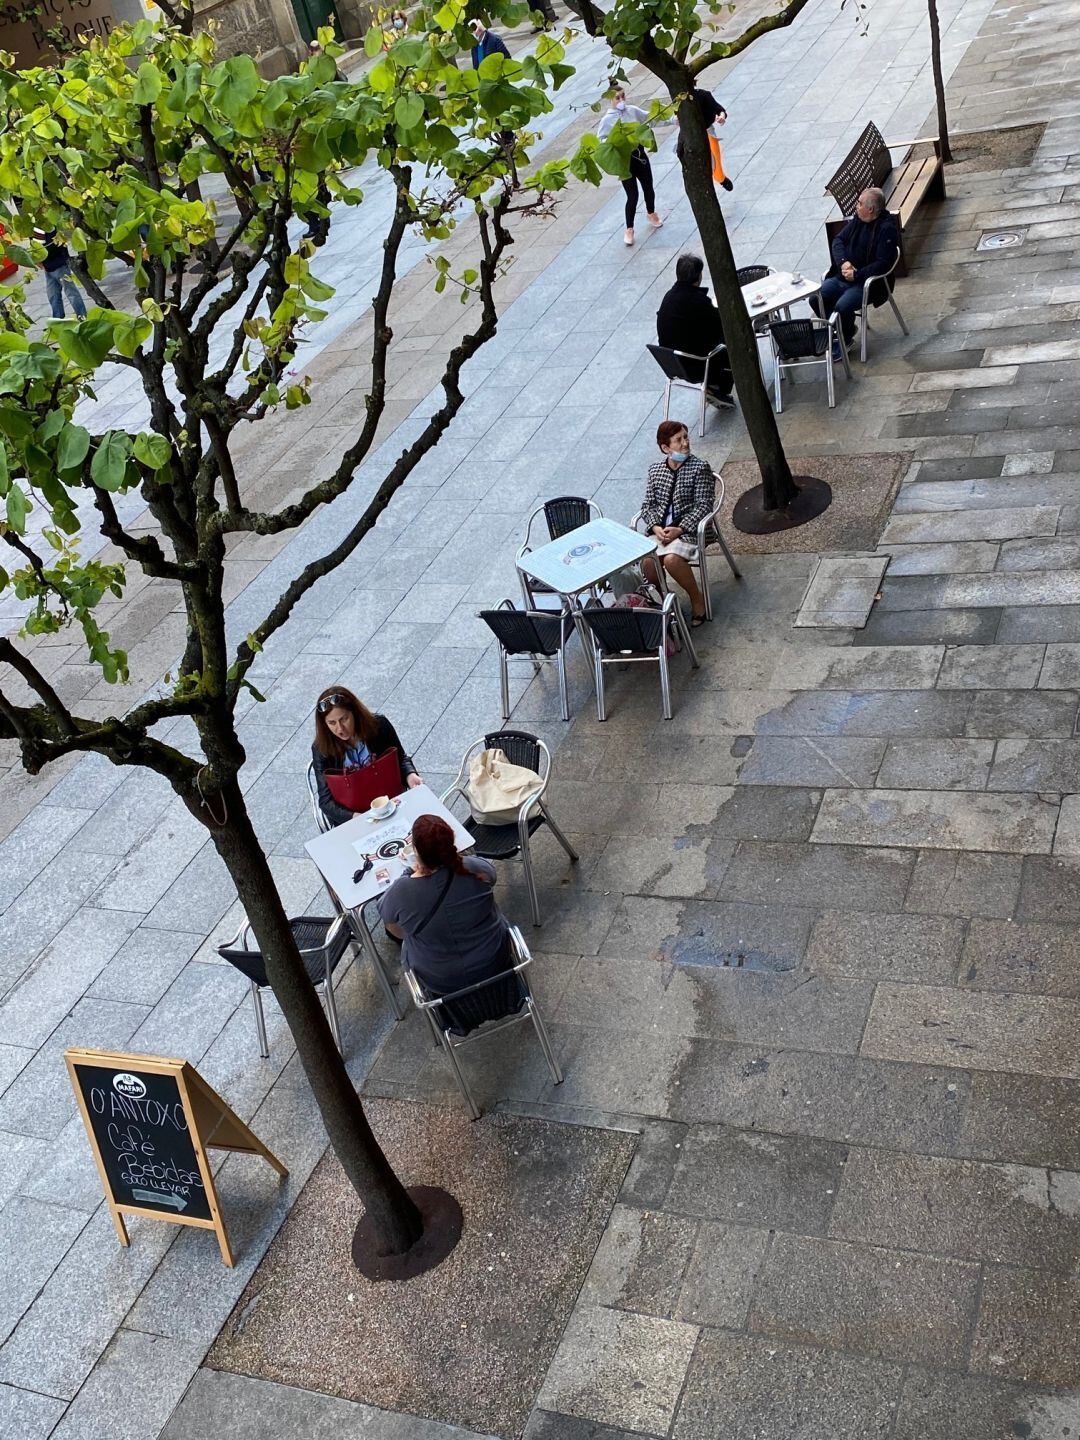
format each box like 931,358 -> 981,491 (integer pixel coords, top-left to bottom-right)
976,229 -> 1026,251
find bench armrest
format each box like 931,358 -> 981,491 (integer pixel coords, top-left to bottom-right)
883,135 -> 941,153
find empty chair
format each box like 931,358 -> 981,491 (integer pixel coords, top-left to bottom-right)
767,315 -> 852,412
517,496 -> 602,609
441,729 -> 577,927
479,601 -> 575,722
647,341 -> 731,438
403,925 -> 562,1120
631,470 -> 741,622
735,264 -> 773,287
580,592 -> 699,721
218,914 -> 353,1057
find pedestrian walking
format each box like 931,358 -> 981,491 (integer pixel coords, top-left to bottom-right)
469,17 -> 510,66
675,87 -> 734,192
36,231 -> 86,320
597,87 -> 663,247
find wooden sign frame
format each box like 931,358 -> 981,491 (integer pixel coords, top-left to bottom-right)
65,1048 -> 288,1268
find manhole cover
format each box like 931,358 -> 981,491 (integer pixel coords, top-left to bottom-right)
976,229 -> 1027,251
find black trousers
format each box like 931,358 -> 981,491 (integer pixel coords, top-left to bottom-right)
622,149 -> 656,228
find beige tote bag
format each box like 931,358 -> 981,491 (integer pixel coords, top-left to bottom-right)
467,748 -> 542,826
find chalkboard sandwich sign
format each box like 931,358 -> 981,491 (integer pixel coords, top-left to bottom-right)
65,1048 -> 287,1267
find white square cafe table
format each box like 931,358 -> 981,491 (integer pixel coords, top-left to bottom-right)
305,783 -> 474,1020
517,516 -> 658,605
741,269 -> 823,324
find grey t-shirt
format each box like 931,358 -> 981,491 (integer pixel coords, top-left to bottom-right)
377,855 -> 509,994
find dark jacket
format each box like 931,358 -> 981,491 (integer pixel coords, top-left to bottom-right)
471,29 -> 509,67
38,230 -> 71,274
311,714 -> 417,827
830,213 -> 899,284
675,88 -> 726,160
657,280 -> 730,385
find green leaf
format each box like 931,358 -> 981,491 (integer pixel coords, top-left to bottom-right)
89,432 -> 131,492
5,485 -> 28,534
366,60 -> 394,93
133,432 -> 171,470
57,423 -> 91,473
133,62 -> 162,105
395,94 -> 424,130
54,316 -> 116,371
0,444 -> 7,489
364,24 -> 384,57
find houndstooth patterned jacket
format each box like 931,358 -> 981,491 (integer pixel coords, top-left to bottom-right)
640,456 -> 715,535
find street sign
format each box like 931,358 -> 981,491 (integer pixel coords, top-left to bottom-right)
65,1048 -> 288,1267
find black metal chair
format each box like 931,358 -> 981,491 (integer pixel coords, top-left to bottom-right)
580,592 -> 699,721
735,264 -> 773,287
403,925 -> 562,1120
517,496 -> 602,610
218,914 -> 353,1057
767,315 -> 851,412
441,729 -> 577,927
631,471 -> 741,622
479,600 -> 575,722
646,342 -> 733,438
816,245 -> 908,363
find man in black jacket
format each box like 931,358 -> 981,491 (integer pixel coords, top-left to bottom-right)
656,253 -> 734,407
814,187 -> 899,354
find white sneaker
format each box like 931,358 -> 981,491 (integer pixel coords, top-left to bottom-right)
624,228 -> 635,246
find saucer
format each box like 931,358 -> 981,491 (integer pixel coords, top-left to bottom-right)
367,798 -> 400,822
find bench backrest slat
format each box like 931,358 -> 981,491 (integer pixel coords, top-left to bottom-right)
825,121 -> 891,216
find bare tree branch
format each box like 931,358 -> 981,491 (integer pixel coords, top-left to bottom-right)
0,638 -> 78,735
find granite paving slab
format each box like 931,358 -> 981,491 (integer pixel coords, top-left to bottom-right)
811,787 -> 1058,852
794,556 -> 889,629
971,1270 -> 1080,1386
894,1368 -> 1080,1440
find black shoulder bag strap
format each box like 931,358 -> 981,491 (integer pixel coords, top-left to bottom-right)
412,869 -> 454,939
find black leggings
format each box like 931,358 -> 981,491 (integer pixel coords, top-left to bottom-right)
622,148 -> 656,228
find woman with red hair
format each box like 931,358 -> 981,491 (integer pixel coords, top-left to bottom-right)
377,815 -> 511,996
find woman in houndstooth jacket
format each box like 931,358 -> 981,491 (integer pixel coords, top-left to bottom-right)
639,419 -> 714,627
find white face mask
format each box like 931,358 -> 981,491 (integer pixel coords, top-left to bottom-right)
667,450 -> 687,464
615,99 -> 626,111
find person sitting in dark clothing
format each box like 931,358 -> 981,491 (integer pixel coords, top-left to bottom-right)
469,17 -> 510,66
656,253 -> 734,406
813,186 -> 899,355
310,686 -> 422,827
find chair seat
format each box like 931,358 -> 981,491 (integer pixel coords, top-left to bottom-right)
218,915 -> 349,989
465,812 -> 546,859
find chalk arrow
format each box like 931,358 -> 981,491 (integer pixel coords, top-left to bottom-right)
132,1188 -> 187,1211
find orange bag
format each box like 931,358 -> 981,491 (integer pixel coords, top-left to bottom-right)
708,134 -> 726,185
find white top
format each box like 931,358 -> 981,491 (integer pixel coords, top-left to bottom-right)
741,270 -> 822,320
597,103 -> 649,140
518,517 -> 656,596
304,783 -> 474,910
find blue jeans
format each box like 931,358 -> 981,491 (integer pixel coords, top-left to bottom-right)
45,265 -> 87,320
817,275 -> 862,342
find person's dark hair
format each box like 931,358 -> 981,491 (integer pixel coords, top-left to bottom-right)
656,418 -> 688,450
412,814 -> 467,875
675,253 -> 704,285
313,686 -> 379,760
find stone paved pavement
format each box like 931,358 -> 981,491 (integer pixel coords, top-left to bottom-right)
4,0 -> 1080,1434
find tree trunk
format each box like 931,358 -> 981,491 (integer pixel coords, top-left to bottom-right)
206,778 -> 423,1255
673,93 -> 798,510
927,0 -> 953,163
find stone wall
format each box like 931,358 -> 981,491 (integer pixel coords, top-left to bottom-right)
195,0 -> 303,77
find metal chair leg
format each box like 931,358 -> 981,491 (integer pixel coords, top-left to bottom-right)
557,641 -> 569,723
663,378 -> 672,421
594,652 -> 606,722
659,645 -> 673,720
351,910 -> 407,1020
499,647 -> 510,723
322,971 -> 343,1054
441,1032 -> 482,1120
839,341 -> 853,381
717,532 -> 742,580
251,982 -> 269,1059
826,348 -> 836,408
698,382 -> 707,439
539,798 -> 578,862
521,835 -> 542,927
889,294 -> 909,335
860,298 -> 870,363
527,999 -> 564,1085
698,545 -> 712,620
773,350 -> 784,414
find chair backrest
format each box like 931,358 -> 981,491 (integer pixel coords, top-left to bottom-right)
483,728 -> 544,776
647,343 -> 700,384
306,761 -> 333,834
217,939 -> 269,988
825,121 -> 891,216
736,264 -> 771,287
769,318 -> 824,361
582,605 -> 666,655
438,970 -> 528,1036
544,496 -> 595,540
479,608 -> 563,657
865,245 -> 901,305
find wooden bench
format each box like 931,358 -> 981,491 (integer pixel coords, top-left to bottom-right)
824,121 -> 945,275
